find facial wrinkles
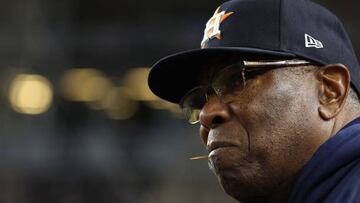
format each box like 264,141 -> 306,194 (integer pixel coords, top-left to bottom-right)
213,74 -> 273,190
226,101 -> 251,153
207,121 -> 249,158
227,69 -> 301,187
205,68 -> 304,200
223,71 -> 273,154
227,72 -> 272,157
205,110 -> 254,179
241,81 -> 292,196
207,65 -> 322,201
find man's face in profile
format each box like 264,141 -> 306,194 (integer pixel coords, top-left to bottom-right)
148,0 -> 358,201
198,64 -> 330,201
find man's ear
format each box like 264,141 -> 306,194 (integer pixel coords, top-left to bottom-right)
317,64 -> 350,120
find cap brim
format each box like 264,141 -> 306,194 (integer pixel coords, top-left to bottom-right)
148,47 -> 296,104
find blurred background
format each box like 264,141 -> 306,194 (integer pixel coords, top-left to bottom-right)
0,0 -> 358,202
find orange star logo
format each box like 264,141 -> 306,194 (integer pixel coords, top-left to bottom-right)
201,7 -> 234,48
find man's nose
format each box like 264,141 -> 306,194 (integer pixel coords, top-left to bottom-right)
199,96 -> 231,145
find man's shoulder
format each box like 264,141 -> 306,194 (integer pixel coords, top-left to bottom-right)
289,116 -> 360,203
323,160 -> 360,202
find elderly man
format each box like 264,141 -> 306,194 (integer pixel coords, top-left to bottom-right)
148,0 -> 360,202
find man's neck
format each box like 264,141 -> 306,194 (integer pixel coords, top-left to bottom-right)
330,104 -> 360,138
268,178 -> 297,203
238,178 -> 297,203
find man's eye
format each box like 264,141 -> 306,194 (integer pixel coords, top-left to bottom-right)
223,72 -> 245,93
245,69 -> 268,79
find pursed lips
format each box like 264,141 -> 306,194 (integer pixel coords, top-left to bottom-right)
208,141 -> 237,153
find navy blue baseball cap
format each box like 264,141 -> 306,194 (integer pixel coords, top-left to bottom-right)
148,0 -> 360,103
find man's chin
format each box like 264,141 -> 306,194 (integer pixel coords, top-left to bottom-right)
217,171 -> 268,202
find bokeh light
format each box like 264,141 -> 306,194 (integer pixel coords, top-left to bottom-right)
123,68 -> 158,101
102,87 -> 138,120
9,74 -> 53,115
60,68 -> 112,109
123,67 -> 183,118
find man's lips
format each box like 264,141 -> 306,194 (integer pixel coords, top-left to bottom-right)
208,141 -> 237,153
201,125 -> 241,156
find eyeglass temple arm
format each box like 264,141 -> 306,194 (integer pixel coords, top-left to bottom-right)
244,59 -> 312,67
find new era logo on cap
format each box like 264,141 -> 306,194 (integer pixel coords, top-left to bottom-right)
305,34 -> 324,49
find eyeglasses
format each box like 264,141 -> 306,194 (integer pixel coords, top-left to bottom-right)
179,59 -> 315,124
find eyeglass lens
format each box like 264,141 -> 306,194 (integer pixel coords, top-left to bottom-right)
180,64 -> 246,123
